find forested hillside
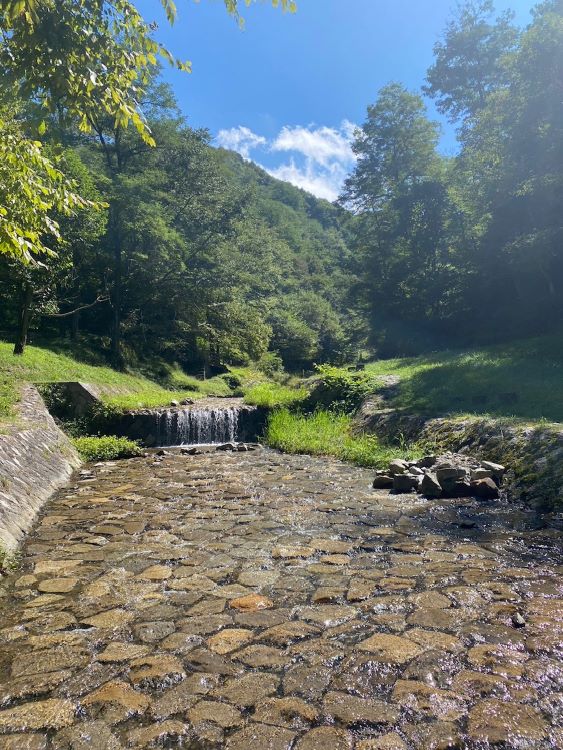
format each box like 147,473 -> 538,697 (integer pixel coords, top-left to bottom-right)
0,85 -> 356,374
1,0 -> 562,379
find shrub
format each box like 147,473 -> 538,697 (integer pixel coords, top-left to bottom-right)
257,352 -> 284,378
307,364 -> 381,413
72,435 -> 143,462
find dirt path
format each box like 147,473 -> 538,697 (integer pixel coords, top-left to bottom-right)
0,449 -> 561,748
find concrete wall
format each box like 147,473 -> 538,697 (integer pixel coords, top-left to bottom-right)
354,399 -> 563,511
0,386 -> 81,552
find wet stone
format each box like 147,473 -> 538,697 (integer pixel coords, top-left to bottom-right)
188,700 -> 242,728
0,699 -> 76,731
468,699 -> 548,745
295,726 -> 352,749
356,633 -> 423,664
323,691 -> 400,726
53,720 -> 123,749
212,673 -> 280,708
1,735 -> 49,750
226,724 -> 296,750
0,449 -> 560,748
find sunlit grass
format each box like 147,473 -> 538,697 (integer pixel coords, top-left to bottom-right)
244,382 -> 308,408
265,408 -> 421,468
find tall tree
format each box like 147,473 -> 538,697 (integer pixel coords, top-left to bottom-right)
424,0 -> 518,125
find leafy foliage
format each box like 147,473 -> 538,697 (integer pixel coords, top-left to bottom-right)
72,434 -> 143,461
307,364 -> 382,413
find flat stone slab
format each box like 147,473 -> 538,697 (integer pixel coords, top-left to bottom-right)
0,449 -> 560,748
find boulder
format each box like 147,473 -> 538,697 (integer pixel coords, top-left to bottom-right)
393,474 -> 418,493
170,400 -> 179,407
416,455 -> 437,469
180,398 -> 195,406
421,473 -> 442,498
181,447 -> 199,456
440,479 -> 472,498
372,474 -> 394,489
470,468 -> 495,481
480,461 -> 506,480
388,459 -> 409,476
216,443 -> 236,452
435,466 -> 468,483
471,478 -> 500,500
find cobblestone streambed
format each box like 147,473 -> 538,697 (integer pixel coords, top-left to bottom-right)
0,449 -> 561,749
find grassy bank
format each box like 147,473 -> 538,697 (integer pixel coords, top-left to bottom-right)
266,408 -> 421,468
0,340 -> 234,421
363,332 -> 563,424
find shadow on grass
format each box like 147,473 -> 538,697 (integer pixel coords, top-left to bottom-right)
389,350 -> 563,423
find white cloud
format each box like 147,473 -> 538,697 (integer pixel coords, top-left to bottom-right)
215,126 -> 267,160
266,159 -> 349,203
215,120 -> 357,201
271,121 -> 356,168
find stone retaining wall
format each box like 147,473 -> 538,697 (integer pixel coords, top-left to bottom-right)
354,399 -> 563,511
0,386 -> 81,552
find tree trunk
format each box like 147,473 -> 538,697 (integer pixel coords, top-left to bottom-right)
13,282 -> 33,355
70,309 -> 80,341
111,242 -> 124,369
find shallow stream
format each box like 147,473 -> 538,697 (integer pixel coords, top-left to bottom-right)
0,449 -> 561,748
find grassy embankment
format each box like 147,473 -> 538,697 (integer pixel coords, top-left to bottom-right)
363,332 -> 563,424
261,332 -> 563,467
0,340 -> 233,423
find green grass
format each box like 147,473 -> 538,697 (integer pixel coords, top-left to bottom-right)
244,382 -> 308,409
360,332 -> 563,424
0,340 -> 236,420
265,408 -> 421,468
72,435 -> 144,461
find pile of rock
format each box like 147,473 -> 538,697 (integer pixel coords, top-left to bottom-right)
373,452 -> 506,499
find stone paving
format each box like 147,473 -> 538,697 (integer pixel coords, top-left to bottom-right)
0,448 -> 561,749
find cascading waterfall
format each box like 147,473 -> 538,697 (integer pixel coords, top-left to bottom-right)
156,406 -> 241,446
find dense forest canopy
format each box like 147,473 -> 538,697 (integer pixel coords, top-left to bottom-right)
1,0 -> 562,371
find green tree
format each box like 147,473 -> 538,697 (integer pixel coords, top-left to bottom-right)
424,0 -> 518,125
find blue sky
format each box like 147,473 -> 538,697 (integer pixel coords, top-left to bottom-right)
136,0 -> 537,200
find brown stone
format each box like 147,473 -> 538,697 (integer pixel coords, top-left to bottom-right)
468,699 -> 547,744
0,699 -> 75,731
212,673 -> 280,708
226,724 -> 296,750
82,680 -> 150,715
207,628 -> 253,654
295,726 -> 352,750
391,680 -> 467,721
272,546 -> 314,559
126,720 -> 189,748
96,642 -> 150,662
356,633 -> 422,664
129,655 -> 185,686
234,645 -> 288,668
258,621 -> 319,647
81,608 -> 135,629
323,691 -> 400,726
37,577 -> 78,593
229,593 -> 274,611
356,735 -> 407,750
253,697 -> 319,729
188,700 -> 242,728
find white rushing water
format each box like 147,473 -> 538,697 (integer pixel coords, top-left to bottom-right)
156,406 -> 241,446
